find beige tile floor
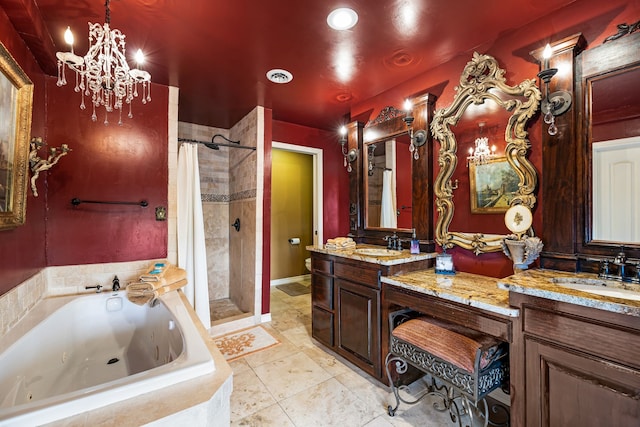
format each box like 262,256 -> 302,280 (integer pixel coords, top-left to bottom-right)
228,277 -> 477,427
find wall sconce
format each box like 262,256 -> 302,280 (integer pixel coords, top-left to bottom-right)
537,43 -> 572,136
339,126 -> 358,172
29,137 -> 71,197
402,99 -> 427,160
367,143 -> 376,176
466,122 -> 496,167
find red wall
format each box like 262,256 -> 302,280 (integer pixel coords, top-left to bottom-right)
350,0 -> 640,278
0,6 -> 169,296
0,7 -> 47,296
45,78 -> 168,265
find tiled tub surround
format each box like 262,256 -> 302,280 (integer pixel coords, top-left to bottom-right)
1,259 -> 154,338
0,261 -> 232,426
498,269 -> 640,317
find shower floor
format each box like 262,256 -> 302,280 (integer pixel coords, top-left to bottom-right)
210,298 -> 249,323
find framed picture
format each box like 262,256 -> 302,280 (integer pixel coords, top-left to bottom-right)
0,41 -> 33,230
469,156 -> 519,214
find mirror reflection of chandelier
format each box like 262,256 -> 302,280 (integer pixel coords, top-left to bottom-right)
55,0 -> 151,125
467,122 -> 496,166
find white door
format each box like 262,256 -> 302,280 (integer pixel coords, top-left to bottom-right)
592,136 -> 640,243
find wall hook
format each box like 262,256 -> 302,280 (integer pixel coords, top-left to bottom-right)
231,218 -> 240,232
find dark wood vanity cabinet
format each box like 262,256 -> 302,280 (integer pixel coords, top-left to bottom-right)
311,252 -> 382,378
310,252 -> 432,382
509,293 -> 640,427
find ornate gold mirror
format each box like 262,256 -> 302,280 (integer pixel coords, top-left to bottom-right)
431,53 -> 541,254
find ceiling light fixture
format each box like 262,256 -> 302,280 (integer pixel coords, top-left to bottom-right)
266,69 -> 293,84
55,0 -> 151,125
327,8 -> 359,30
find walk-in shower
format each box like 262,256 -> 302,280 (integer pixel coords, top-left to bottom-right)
177,115 -> 261,330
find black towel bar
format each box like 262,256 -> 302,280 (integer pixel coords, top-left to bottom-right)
71,198 -> 148,207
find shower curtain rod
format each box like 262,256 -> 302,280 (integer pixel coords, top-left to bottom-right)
178,134 -> 256,151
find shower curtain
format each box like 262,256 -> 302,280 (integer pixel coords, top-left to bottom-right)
380,169 -> 397,228
177,143 -> 211,328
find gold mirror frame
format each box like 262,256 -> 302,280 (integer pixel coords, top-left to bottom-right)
430,52 -> 541,254
0,42 -> 34,230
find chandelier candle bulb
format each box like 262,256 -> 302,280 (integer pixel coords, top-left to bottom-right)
64,27 -> 74,50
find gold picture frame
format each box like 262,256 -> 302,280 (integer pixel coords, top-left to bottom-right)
0,41 -> 33,230
469,156 -> 520,214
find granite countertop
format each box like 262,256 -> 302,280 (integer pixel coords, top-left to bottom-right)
498,269 -> 640,317
307,244 -> 436,266
381,269 -> 519,317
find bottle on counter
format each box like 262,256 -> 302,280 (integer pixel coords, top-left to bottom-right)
410,228 -> 420,254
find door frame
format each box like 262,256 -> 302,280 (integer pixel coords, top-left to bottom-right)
272,141 -> 324,247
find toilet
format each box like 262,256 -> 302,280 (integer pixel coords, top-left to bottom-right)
305,257 -> 311,272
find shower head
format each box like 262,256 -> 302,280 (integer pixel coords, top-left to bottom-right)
204,143 -> 220,150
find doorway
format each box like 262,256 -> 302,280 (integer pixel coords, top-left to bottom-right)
270,142 -> 323,286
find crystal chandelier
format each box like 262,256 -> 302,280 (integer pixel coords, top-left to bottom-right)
467,123 -> 496,166
56,0 -> 151,125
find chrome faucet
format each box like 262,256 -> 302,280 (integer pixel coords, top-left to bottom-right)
112,275 -> 120,291
599,247 -> 638,283
613,248 -> 628,281
85,284 -> 103,293
384,232 -> 402,251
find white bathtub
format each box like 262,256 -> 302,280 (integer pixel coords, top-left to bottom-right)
0,290 -> 215,426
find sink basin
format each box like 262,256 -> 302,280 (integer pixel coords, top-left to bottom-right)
551,278 -> 640,301
354,248 -> 403,257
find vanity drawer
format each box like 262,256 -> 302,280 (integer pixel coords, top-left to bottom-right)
334,261 -> 381,288
312,257 -> 333,275
312,306 -> 334,347
312,274 -> 333,310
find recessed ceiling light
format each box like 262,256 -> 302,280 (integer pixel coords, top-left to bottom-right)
266,69 -> 293,84
327,8 -> 358,30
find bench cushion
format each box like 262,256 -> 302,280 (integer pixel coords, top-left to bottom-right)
392,316 -> 502,373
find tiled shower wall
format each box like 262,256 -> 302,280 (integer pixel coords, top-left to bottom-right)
228,109 -> 258,313
177,122 -> 231,301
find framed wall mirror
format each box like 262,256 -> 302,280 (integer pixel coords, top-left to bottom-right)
431,52 -> 541,254
577,30 -> 640,257
364,133 -> 412,231
348,93 -> 436,249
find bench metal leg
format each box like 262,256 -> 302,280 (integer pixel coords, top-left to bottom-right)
385,353 -> 509,427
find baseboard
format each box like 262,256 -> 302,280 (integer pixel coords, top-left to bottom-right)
270,274 -> 310,287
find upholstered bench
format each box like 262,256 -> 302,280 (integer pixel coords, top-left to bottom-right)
385,312 -> 509,426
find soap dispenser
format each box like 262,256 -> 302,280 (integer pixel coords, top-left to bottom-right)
410,228 -> 420,254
